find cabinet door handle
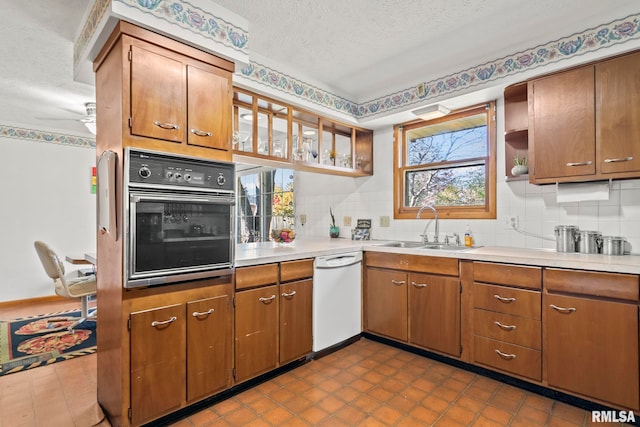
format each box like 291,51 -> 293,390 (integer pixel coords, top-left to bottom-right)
391,279 -> 406,285
190,128 -> 212,137
566,161 -> 592,167
604,156 -> 633,163
151,316 -> 177,327
494,321 -> 517,331
153,120 -> 180,130
493,294 -> 516,303
259,294 -> 276,303
550,304 -> 576,314
192,308 -> 215,317
495,349 -> 517,360
281,290 -> 297,298
411,281 -> 428,288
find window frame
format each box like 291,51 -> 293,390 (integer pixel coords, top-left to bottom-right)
393,101 -> 497,220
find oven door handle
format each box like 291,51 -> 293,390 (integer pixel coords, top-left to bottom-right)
130,194 -> 234,205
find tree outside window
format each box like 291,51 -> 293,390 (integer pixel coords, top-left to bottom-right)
394,102 -> 496,219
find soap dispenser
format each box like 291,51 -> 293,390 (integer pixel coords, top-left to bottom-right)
464,224 -> 474,247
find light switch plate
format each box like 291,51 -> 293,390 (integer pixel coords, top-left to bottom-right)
343,216 -> 352,226
299,214 -> 307,225
379,216 -> 390,227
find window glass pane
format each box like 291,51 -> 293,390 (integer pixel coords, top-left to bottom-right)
335,133 -> 352,168
234,106 -> 253,153
406,113 -> 487,166
404,164 -> 486,207
257,110 -> 269,155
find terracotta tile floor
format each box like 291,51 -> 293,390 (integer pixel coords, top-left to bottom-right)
0,300 -> 626,426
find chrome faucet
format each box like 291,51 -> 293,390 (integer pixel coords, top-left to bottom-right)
416,204 -> 439,243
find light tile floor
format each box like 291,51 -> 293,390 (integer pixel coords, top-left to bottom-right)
1,300 -> 627,426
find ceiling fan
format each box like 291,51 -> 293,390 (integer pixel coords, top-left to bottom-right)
38,102 -> 97,135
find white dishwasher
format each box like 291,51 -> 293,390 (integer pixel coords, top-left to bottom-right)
313,251 -> 363,352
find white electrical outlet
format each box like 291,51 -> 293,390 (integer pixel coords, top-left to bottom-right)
380,216 -> 390,227
343,216 -> 352,226
509,216 -> 519,229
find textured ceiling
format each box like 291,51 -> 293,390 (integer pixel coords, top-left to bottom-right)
0,0 -> 639,136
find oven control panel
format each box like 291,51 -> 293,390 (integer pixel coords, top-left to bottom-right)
127,149 -> 234,192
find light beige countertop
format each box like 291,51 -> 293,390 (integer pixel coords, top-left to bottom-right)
236,238 -> 640,274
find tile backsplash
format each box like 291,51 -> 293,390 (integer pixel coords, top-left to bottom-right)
295,126 -> 640,254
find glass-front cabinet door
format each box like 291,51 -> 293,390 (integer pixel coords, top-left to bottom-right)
232,88 -> 373,176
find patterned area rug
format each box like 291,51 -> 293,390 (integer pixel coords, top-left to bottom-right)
0,310 -> 96,376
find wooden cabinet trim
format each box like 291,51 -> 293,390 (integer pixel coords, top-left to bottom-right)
473,262 -> 541,290
235,263 -> 279,290
280,259 -> 314,282
544,268 -> 639,301
365,252 -> 459,276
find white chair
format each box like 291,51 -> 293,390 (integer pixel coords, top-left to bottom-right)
34,241 -> 97,330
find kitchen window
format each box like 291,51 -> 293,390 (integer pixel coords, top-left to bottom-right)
237,166 -> 295,243
393,101 -> 496,219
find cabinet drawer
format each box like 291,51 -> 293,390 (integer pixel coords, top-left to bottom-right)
473,262 -> 541,290
474,336 -> 541,381
473,309 -> 541,349
365,252 -> 458,276
544,268 -> 639,301
235,263 -> 279,290
473,283 -> 541,319
280,259 -> 314,282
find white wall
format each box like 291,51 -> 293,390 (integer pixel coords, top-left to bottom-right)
295,97 -> 640,253
0,138 -> 96,302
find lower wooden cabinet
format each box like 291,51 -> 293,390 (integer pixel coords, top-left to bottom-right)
235,285 -> 279,382
234,259 -> 313,383
130,304 -> 185,426
365,268 -> 408,341
364,264 -> 461,356
409,273 -> 460,356
128,285 -> 233,426
545,293 -> 639,410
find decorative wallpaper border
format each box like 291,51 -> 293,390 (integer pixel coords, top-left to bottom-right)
116,0 -> 249,52
239,13 -> 640,119
74,0 -> 111,70
0,126 -> 96,149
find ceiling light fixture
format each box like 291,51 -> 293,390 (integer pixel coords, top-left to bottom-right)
84,121 -> 97,135
412,104 -> 450,121
302,129 -> 316,136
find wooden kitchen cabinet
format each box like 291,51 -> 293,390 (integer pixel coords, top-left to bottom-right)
503,82 -> 529,181
544,268 -> 640,411
527,49 -> 640,183
528,66 -> 596,182
95,21 -> 234,161
279,279 -> 313,364
234,259 -> 313,383
130,304 -> 185,426
471,262 -> 542,381
127,280 -> 234,426
235,284 -> 279,382
364,253 -> 461,356
409,273 -> 460,356
365,267 -> 408,341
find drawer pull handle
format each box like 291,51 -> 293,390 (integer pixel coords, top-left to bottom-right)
495,349 -> 517,360
151,316 -> 177,327
566,161 -> 592,167
493,294 -> 516,303
259,294 -> 276,303
411,281 -> 428,288
391,280 -> 406,285
153,120 -> 180,130
281,290 -> 297,298
494,321 -> 516,331
192,308 -> 214,317
550,304 -> 576,314
190,128 -> 212,137
604,156 -> 633,163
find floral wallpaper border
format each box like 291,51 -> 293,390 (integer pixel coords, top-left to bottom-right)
0,126 -> 96,149
240,13 -> 640,119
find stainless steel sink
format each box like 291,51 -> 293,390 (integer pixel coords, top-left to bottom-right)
379,241 -> 426,248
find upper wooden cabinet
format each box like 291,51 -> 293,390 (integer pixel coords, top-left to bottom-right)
527,50 -> 640,183
232,87 -> 374,176
94,21 -> 234,161
503,82 -> 529,181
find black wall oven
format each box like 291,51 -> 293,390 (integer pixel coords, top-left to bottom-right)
124,149 -> 235,288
